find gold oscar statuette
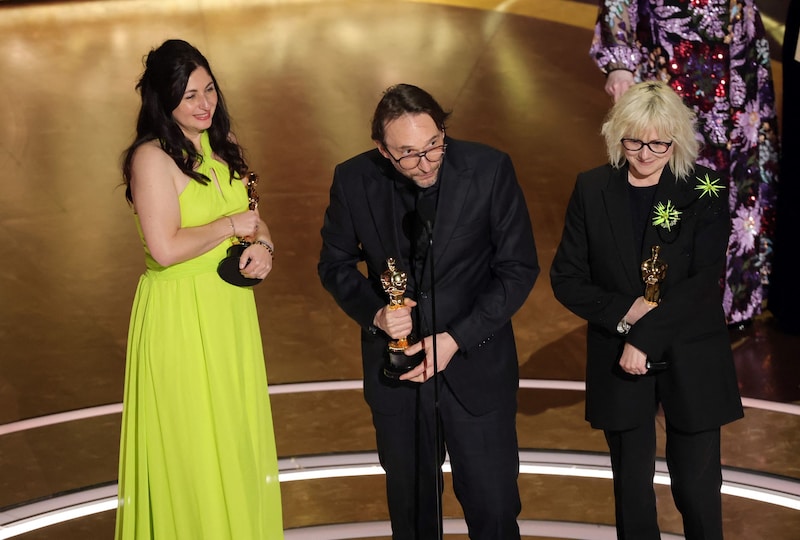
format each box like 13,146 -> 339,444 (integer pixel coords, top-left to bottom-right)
380,258 -> 424,378
641,245 -> 667,306
217,172 -> 264,287
641,245 -> 669,370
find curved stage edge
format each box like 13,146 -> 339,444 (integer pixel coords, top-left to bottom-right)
2,380 -> 799,539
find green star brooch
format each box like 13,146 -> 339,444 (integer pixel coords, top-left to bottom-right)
652,200 -> 681,231
695,173 -> 725,198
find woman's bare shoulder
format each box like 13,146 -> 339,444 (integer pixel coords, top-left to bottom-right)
132,140 -> 183,176
132,139 -> 170,162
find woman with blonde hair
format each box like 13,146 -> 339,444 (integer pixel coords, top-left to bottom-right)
551,81 -> 743,539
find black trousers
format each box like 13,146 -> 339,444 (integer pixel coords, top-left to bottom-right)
372,377 -> 521,540
605,420 -> 723,540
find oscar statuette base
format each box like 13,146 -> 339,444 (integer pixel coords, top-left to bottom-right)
383,343 -> 425,379
217,243 -> 263,287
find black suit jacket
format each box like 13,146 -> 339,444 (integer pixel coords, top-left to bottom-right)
551,163 -> 743,432
319,138 -> 539,415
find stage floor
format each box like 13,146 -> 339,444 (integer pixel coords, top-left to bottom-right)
1,1 -> 798,538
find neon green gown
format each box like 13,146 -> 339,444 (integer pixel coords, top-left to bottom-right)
115,132 -> 283,539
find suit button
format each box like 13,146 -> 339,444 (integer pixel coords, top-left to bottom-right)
419,291 -> 428,299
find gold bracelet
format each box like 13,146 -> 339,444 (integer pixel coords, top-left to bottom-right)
255,239 -> 274,257
226,216 -> 236,237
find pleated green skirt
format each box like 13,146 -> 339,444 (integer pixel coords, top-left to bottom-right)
115,266 -> 283,539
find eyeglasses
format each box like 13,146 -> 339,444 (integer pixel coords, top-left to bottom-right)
621,138 -> 673,154
386,144 -> 447,170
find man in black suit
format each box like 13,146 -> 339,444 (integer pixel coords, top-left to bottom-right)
551,81 -> 743,540
318,84 -> 539,539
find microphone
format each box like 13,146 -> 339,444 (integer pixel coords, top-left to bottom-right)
646,360 -> 668,370
416,194 -> 435,229
426,217 -> 443,540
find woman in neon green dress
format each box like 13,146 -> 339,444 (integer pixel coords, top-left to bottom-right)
115,39 -> 283,539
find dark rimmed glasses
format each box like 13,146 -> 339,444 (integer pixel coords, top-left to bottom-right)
386,144 -> 448,170
621,138 -> 673,154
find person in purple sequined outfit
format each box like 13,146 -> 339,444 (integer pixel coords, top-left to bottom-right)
590,0 -> 780,325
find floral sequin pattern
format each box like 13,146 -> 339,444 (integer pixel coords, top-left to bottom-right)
591,0 -> 780,323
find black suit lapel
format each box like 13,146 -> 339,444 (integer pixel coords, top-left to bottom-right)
363,162 -> 402,263
429,148 -> 471,273
642,166 -> 686,260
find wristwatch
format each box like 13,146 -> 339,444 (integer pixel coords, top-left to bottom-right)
616,317 -> 631,335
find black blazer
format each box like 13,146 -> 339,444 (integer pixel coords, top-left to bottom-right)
319,138 -> 539,416
551,163 -> 743,432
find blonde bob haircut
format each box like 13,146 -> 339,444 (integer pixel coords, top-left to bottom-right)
601,80 -> 700,180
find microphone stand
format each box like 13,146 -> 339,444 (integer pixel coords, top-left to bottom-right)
426,220 -> 443,540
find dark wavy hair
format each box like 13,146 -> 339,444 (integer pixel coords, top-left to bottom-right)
370,84 -> 450,145
121,39 -> 247,203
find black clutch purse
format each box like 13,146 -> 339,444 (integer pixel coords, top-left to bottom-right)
217,172 -> 263,287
